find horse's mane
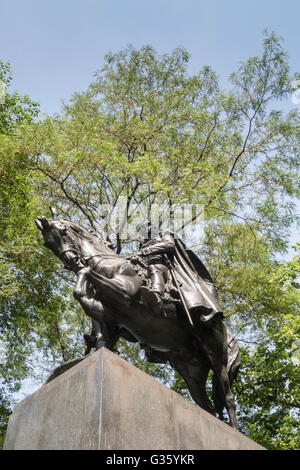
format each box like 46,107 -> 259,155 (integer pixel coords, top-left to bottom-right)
61,220 -> 117,257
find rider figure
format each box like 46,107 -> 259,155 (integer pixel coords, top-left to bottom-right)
135,220 -> 223,325
137,223 -> 175,314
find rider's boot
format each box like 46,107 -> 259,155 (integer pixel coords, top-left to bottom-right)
139,286 -> 163,315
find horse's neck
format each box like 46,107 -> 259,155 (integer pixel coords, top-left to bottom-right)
79,238 -> 102,259
79,237 -> 112,259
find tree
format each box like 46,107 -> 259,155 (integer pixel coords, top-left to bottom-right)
0,60 -> 40,446
0,62 -> 90,447
1,31 -> 299,449
232,246 -> 300,449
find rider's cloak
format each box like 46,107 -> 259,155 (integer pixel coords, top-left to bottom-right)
170,234 -> 223,320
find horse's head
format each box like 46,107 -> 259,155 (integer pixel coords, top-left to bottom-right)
35,216 -> 84,272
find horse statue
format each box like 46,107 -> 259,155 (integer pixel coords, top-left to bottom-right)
35,212 -> 241,429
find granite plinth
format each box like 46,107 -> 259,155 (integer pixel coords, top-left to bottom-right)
4,347 -> 264,450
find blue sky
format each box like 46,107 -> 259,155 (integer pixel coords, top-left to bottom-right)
1,0 -> 299,115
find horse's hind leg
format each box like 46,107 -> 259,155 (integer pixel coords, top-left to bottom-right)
212,374 -> 224,421
214,327 -> 238,429
213,364 -> 238,429
212,331 -> 241,422
169,353 -> 215,416
196,318 -> 238,429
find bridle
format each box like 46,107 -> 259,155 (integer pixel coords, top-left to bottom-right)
58,245 -> 78,257
56,232 -> 117,269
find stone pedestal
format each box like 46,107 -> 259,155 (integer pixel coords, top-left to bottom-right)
4,348 -> 264,450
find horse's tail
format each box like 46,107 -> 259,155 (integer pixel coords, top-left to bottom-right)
212,329 -> 241,419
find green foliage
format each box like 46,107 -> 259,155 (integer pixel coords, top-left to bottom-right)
0,392 -> 11,449
0,60 -> 39,134
1,31 -> 299,449
0,61 -> 40,447
0,61 -> 87,447
231,247 -> 300,449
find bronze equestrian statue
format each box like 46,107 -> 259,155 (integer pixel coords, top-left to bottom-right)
35,212 -> 241,429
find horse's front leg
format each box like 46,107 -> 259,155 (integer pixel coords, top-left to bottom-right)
91,318 -> 109,351
74,268 -> 105,325
74,269 -> 105,350
74,268 -> 119,352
